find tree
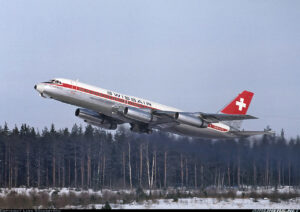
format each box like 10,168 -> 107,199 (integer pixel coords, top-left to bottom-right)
0,123 -> 299,190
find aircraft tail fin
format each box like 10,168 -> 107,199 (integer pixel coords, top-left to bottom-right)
219,90 -> 254,130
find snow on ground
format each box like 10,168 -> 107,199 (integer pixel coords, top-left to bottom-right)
0,187 -> 93,197
0,187 -> 127,197
94,197 -> 300,209
0,186 -> 300,209
234,185 -> 299,196
0,186 -> 298,197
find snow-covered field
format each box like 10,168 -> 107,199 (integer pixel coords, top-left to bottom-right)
0,186 -> 298,197
0,186 -> 299,209
0,187 -> 99,197
103,197 -> 300,209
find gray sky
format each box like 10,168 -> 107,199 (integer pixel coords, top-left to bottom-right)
0,0 -> 300,138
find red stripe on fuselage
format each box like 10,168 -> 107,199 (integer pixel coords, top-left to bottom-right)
51,83 -> 158,110
207,124 -> 229,132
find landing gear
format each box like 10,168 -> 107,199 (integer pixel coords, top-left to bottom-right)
130,123 -> 152,134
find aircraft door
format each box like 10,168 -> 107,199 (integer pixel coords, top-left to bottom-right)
70,80 -> 76,95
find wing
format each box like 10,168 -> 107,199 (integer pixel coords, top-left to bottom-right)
152,110 -> 257,124
149,110 -> 178,128
111,106 -> 180,129
198,113 -> 258,123
111,105 -> 258,130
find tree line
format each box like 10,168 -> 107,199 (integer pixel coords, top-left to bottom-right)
0,123 -> 299,190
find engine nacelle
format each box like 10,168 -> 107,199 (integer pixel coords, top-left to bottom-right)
122,107 -> 153,123
75,108 -> 117,130
75,108 -> 108,124
175,112 -> 208,128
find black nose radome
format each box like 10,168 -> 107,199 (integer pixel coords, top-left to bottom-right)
34,85 -> 37,90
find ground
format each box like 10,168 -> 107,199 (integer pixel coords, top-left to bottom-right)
0,186 -> 299,209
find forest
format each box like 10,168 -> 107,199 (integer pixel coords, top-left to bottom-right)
0,123 -> 299,190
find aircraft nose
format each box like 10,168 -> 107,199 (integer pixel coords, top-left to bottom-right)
34,83 -> 44,94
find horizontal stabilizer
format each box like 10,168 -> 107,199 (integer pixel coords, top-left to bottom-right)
231,130 -> 275,137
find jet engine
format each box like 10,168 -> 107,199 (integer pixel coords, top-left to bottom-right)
122,107 -> 153,123
75,108 -> 117,130
175,112 -> 208,128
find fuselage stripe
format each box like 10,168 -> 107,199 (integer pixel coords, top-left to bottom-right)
207,124 -> 228,132
53,83 -> 158,110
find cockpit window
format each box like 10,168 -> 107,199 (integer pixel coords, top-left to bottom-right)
43,79 -> 62,84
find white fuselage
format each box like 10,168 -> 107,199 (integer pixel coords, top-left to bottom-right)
35,78 -> 234,138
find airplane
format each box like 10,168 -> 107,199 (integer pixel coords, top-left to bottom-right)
34,78 -> 273,139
